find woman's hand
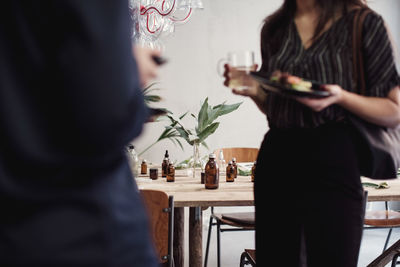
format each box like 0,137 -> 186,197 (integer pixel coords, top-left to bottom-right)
223,64 -> 260,97
223,64 -> 269,114
295,84 -> 344,112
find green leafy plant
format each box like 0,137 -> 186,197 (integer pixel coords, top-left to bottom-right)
238,169 -> 251,176
143,82 -> 162,105
138,97 -> 242,156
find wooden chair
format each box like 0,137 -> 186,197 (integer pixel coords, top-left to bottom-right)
239,249 -> 256,267
140,189 -> 174,267
214,147 -> 259,164
204,147 -> 258,267
364,200 -> 400,253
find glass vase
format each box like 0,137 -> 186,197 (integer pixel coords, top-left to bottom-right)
192,142 -> 203,178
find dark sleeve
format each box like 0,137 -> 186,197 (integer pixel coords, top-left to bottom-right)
362,12 -> 400,97
46,0 -> 148,155
259,24 -> 271,75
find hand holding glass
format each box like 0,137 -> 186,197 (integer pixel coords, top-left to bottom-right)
223,51 -> 257,91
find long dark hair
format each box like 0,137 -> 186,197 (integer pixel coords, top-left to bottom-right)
261,0 -> 367,55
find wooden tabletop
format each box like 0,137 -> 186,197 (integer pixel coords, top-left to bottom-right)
362,177 -> 400,202
136,171 -> 254,207
136,170 -> 400,206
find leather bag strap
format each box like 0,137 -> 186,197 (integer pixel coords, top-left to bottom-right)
352,8 -> 372,95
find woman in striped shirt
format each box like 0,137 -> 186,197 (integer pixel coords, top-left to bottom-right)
224,0 -> 400,266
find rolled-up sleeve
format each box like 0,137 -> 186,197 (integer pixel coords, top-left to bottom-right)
362,12 -> 400,97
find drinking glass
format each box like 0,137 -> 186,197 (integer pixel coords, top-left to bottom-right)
225,51 -> 257,90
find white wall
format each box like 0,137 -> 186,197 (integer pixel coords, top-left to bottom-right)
134,0 -> 400,165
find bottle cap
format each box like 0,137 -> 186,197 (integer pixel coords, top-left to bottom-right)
142,159 -> 147,163
209,153 -> 216,159
165,150 -> 169,158
228,161 -> 232,165
232,157 -> 236,162
128,144 -> 134,149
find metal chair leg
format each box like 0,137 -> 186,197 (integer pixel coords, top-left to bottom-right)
383,228 -> 393,252
204,216 -> 214,267
392,252 -> 400,267
239,251 -> 247,267
217,221 -> 221,267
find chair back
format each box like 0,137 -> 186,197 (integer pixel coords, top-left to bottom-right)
214,147 -> 259,163
140,189 -> 174,266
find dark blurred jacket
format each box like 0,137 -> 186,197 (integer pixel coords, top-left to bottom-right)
0,1 -> 158,266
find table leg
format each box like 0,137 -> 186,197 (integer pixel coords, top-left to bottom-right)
189,207 -> 203,267
367,238 -> 400,267
174,207 -> 184,267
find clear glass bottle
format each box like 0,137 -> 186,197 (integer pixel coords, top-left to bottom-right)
218,149 -> 226,172
251,161 -> 256,182
226,161 -> 235,182
141,159 -> 147,175
205,153 -> 219,189
232,157 -> 238,178
192,142 -> 202,178
162,150 -> 169,178
127,144 -> 139,177
167,163 -> 175,182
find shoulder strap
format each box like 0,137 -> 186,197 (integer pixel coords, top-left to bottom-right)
352,8 -> 372,95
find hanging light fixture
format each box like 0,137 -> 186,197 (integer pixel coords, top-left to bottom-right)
129,0 -> 204,49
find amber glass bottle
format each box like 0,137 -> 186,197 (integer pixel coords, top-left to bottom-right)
232,158 -> 238,178
205,154 -> 219,189
226,161 -> 235,182
150,168 -> 158,180
167,163 -> 175,182
162,150 -> 169,178
251,161 -> 256,182
141,159 -> 147,175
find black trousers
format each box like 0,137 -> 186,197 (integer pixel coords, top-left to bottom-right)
255,123 -> 365,267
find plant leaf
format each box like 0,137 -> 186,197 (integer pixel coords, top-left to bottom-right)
174,138 -> 184,151
214,102 -> 242,117
157,127 -> 179,142
238,169 -> 251,176
144,95 -> 162,104
206,102 -> 225,126
142,82 -> 159,94
197,98 -> 209,133
197,122 -> 220,143
175,127 -> 191,145
203,100 -> 242,129
179,112 -> 189,120
157,129 -> 173,142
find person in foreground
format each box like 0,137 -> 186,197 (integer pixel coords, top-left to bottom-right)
0,1 -> 160,266
224,0 -> 400,266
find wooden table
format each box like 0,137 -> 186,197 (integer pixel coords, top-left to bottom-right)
362,177 -> 400,202
136,173 -> 400,267
136,171 -> 254,267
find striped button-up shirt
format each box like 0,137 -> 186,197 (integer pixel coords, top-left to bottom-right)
261,10 -> 400,129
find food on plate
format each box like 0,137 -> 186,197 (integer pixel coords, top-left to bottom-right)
270,71 -> 314,92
